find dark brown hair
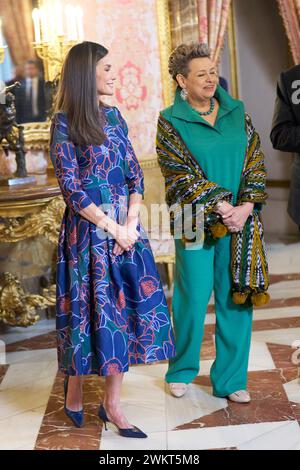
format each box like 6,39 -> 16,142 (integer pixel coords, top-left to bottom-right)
52,41 -> 109,146
168,42 -> 211,84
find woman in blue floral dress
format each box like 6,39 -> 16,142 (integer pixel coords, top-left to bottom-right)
50,41 -> 175,436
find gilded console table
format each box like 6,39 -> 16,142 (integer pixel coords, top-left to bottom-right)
0,173 -> 65,326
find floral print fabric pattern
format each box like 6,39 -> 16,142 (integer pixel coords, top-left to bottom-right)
50,106 -> 176,376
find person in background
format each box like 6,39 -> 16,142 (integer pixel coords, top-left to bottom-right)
219,76 -> 228,92
270,64 -> 300,231
15,59 -> 46,123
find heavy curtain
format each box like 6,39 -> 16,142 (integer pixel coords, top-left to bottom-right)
0,0 -> 36,66
197,0 -> 231,63
277,0 -> 300,65
169,0 -> 199,47
168,0 -> 231,63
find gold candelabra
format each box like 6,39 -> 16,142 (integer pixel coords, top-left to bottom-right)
32,1 -> 84,82
33,37 -> 77,82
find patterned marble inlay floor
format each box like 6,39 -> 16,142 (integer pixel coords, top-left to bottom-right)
0,240 -> 300,450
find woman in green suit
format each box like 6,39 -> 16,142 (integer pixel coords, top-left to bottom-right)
156,43 -> 269,403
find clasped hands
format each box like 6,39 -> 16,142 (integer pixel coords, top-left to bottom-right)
215,201 -> 254,233
105,200 -> 254,256
111,215 -> 140,256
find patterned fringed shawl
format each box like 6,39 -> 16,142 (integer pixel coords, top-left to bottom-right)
156,112 -> 270,307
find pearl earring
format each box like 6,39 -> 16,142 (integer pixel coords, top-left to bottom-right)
180,88 -> 188,101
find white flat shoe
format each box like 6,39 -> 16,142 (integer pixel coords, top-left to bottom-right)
227,390 -> 251,403
169,382 -> 188,398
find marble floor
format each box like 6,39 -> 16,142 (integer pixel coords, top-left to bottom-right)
0,239 -> 300,451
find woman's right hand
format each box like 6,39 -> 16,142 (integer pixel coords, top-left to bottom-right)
214,201 -> 240,232
215,201 -> 235,217
113,223 -> 139,251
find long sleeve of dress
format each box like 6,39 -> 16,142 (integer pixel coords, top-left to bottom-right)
270,73 -> 300,153
114,107 -> 145,199
49,112 -> 94,214
237,112 -> 268,212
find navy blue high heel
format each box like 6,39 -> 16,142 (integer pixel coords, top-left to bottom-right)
63,376 -> 84,428
98,403 -> 147,438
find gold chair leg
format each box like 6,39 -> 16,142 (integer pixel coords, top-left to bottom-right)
166,262 -> 174,290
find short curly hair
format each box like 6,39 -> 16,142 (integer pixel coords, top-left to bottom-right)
168,42 -> 211,83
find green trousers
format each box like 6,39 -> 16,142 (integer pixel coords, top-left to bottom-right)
166,233 -> 253,397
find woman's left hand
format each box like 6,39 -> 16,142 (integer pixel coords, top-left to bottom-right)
222,202 -> 254,232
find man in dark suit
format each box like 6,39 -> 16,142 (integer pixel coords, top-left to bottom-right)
270,65 -> 300,230
15,60 -> 46,123
219,76 -> 229,92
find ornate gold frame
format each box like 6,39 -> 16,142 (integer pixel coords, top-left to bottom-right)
156,0 -> 175,108
227,2 -> 239,99
22,120 -> 51,150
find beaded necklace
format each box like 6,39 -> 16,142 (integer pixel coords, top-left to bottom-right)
192,97 -> 215,116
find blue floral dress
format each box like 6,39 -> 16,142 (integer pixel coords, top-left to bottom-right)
50,106 -> 176,376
